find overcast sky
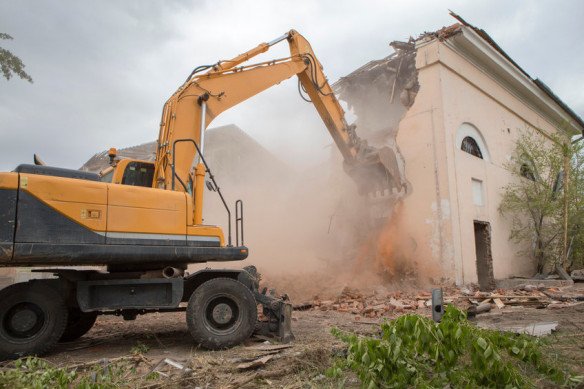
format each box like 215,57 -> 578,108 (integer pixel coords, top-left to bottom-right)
1,0 -> 583,171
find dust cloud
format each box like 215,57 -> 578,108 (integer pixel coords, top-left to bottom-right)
200,142 -> 426,303
195,42 -> 435,302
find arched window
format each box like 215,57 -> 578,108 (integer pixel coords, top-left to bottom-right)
461,136 -> 483,159
456,123 -> 490,161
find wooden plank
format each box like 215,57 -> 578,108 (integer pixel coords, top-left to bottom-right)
237,355 -> 273,370
489,295 -> 545,299
245,344 -> 293,352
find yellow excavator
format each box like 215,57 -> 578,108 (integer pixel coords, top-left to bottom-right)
0,30 -> 397,359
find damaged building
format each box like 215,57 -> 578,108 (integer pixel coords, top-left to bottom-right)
334,14 -> 584,288
2,17 -> 583,292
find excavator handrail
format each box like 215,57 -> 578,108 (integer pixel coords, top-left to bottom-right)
171,137 -> 233,246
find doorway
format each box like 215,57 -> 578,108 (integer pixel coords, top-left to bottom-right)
474,221 -> 495,291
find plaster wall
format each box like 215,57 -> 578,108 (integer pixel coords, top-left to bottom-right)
395,41 -> 455,282
397,38 -> 570,284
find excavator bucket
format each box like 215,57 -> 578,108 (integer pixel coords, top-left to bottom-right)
344,146 -> 403,197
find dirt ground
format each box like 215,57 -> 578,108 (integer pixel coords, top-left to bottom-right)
35,283 -> 584,388
46,309 -> 368,388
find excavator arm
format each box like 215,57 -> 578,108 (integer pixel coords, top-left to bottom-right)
153,30 -> 396,224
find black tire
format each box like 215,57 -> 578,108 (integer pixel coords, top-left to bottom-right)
186,277 -> 257,350
59,308 -> 98,342
0,282 -> 68,360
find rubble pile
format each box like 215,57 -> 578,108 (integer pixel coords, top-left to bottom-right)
465,283 -> 584,313
295,286 -> 444,320
294,284 -> 584,320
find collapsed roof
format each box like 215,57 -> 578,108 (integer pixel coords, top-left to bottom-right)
334,11 -> 584,138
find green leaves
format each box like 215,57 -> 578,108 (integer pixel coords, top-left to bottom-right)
0,32 -> 33,83
499,130 -> 584,272
476,337 -> 488,350
454,327 -> 462,340
0,357 -> 78,388
0,356 -> 140,389
331,306 -> 574,388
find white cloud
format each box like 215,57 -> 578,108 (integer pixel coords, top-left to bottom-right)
0,0 -> 582,170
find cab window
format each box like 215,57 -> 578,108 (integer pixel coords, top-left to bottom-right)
121,162 -> 154,187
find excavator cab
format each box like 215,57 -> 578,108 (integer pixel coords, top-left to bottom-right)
114,160 -> 155,187
99,158 -> 156,188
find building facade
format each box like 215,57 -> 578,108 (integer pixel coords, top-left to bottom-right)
336,20 -> 584,286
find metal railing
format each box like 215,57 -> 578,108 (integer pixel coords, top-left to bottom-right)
171,138 -> 236,247
235,199 -> 244,246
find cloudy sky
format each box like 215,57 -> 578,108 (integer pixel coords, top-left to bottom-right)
1,0 -> 583,171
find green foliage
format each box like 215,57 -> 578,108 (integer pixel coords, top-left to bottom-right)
0,357 -> 77,389
331,306 -> 579,388
499,130 -> 584,273
130,340 -> 150,355
565,139 -> 584,270
0,356 -> 141,389
0,33 -> 33,82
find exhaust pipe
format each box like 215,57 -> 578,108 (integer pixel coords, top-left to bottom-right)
162,266 -> 184,279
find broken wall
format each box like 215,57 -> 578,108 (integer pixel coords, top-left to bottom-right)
331,40 -> 446,285
338,26 -> 578,286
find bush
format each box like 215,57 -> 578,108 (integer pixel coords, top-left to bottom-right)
329,306 -> 581,388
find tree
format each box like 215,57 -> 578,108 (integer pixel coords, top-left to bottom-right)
565,139 -> 584,270
0,33 -> 32,82
498,130 -> 583,274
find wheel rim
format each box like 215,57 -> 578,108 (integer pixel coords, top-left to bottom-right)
3,302 -> 46,339
203,296 -> 241,335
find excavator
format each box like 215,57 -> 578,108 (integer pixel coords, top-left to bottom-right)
0,30 -> 397,359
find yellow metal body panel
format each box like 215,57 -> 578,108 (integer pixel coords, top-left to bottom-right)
0,172 -> 18,190
111,161 -> 126,184
4,171 -> 226,249
187,226 -> 225,246
23,174 -> 108,232
186,192 -> 194,226
193,163 -> 205,224
107,184 -> 187,235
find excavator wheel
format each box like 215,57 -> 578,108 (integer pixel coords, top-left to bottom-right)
0,282 -> 68,360
186,278 -> 257,350
59,308 -> 98,342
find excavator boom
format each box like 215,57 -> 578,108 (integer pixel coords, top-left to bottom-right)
153,30 -> 397,221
